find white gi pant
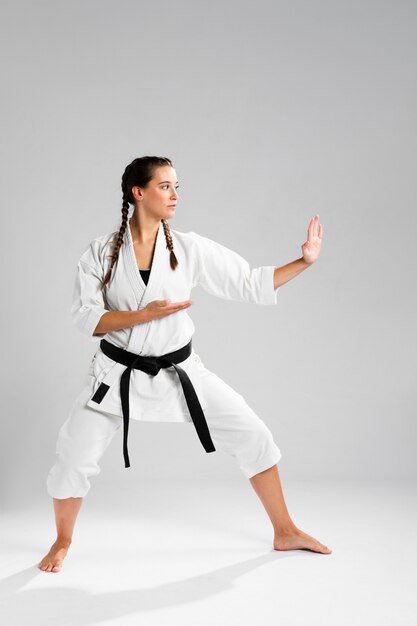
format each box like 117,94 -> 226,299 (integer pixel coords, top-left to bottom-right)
46,367 -> 282,499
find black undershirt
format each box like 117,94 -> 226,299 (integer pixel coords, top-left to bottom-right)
139,268 -> 151,285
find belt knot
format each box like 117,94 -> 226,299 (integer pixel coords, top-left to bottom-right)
131,355 -> 161,376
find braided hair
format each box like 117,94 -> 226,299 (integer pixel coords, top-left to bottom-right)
100,156 -> 179,291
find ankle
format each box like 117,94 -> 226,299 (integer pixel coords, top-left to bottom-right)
56,536 -> 72,547
273,522 -> 298,536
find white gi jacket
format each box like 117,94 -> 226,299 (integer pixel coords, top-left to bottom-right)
71,220 -> 279,423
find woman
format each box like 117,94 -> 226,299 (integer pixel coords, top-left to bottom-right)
39,156 -> 331,573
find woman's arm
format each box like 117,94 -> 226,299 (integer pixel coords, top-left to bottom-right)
273,257 -> 311,289
273,214 -> 323,289
93,299 -> 193,336
93,310 -> 148,337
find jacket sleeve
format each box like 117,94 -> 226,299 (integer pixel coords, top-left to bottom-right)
189,231 -> 279,305
70,244 -> 109,342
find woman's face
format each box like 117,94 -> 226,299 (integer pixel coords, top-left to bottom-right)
132,166 -> 179,220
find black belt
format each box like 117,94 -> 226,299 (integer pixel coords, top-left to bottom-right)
93,338 -> 216,468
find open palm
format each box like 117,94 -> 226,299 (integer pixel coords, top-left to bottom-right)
301,214 -> 323,264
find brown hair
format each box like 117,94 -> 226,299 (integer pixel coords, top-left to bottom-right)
100,156 -> 179,291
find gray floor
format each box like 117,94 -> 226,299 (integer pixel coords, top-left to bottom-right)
0,479 -> 416,626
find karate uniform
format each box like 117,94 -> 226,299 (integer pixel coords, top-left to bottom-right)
46,220 -> 282,498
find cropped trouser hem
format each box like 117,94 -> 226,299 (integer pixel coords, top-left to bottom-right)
239,448 -> 282,479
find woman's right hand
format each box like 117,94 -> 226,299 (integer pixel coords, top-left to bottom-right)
144,299 -> 194,321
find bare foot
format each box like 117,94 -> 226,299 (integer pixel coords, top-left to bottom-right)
38,538 -> 72,572
274,527 -> 332,554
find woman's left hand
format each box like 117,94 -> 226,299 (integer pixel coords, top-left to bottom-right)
301,214 -> 323,265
